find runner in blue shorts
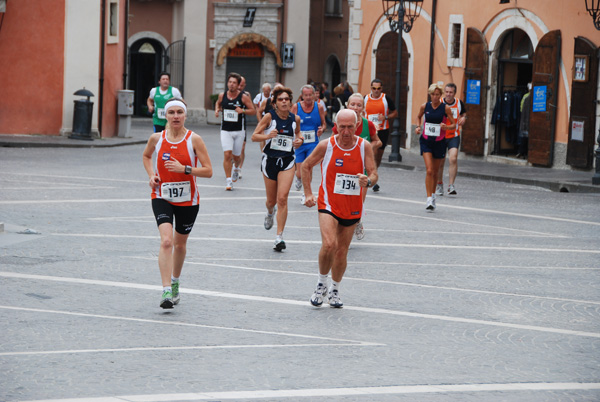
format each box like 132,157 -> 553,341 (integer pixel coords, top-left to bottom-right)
291,85 -> 326,194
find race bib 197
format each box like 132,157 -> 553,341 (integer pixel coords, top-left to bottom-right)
161,181 -> 191,203
334,173 -> 360,196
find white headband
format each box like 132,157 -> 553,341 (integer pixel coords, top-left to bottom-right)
165,100 -> 187,114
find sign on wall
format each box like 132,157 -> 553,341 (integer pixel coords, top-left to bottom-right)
244,8 -> 256,27
281,43 -> 295,69
532,85 -> 547,112
465,79 -> 480,105
571,120 -> 584,142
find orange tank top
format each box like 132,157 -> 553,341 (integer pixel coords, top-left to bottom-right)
364,93 -> 390,130
151,130 -> 200,206
318,136 -> 365,220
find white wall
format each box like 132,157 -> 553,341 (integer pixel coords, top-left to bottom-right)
62,0 -> 101,136
180,0 -> 207,122
283,0 -> 310,94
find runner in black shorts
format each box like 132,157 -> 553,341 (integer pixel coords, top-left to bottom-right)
251,86 -> 303,251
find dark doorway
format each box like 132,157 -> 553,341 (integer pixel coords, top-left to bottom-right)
325,56 -> 342,89
226,57 -> 262,99
493,29 -> 533,156
376,31 -> 409,148
129,39 -> 164,116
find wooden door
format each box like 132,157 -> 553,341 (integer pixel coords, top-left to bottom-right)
376,32 -> 409,147
528,30 -> 561,166
461,28 -> 488,155
567,37 -> 598,169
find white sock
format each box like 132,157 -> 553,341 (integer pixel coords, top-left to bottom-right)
163,286 -> 172,292
318,274 -> 328,286
171,276 -> 179,283
330,280 -> 340,292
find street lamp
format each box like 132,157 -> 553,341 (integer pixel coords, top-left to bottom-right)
382,0 -> 423,162
585,0 -> 600,30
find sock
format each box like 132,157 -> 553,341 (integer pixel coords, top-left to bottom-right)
171,276 -> 179,284
330,280 -> 340,292
318,274 -> 328,286
163,286 -> 172,293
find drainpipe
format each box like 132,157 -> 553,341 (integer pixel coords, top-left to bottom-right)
122,0 -> 129,89
427,0 -> 437,87
99,0 -> 106,136
278,0 -> 286,84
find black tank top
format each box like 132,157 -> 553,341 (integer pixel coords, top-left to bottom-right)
263,110 -> 297,158
221,91 -> 245,131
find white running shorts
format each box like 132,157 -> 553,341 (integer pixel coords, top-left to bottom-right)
220,129 -> 245,156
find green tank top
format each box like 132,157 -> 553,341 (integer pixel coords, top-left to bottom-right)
152,86 -> 174,126
359,117 -> 371,142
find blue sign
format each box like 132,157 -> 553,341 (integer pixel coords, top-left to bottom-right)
532,85 -> 547,112
466,80 -> 480,105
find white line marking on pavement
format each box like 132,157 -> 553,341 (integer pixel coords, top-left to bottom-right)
0,305 -> 380,347
373,195 -> 600,226
47,232 -> 600,254
19,382 -> 600,401
3,272 -> 599,338
0,343 -> 362,357
39,232 -> 594,253
0,197 -> 267,205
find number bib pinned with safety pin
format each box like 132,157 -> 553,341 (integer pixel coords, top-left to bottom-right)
270,135 -> 293,152
301,130 -> 316,143
157,108 -> 166,119
334,174 -> 360,196
223,109 -> 239,122
161,181 -> 191,203
424,122 -> 441,137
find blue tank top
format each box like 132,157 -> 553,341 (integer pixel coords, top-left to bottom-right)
422,102 -> 446,142
296,102 -> 321,144
263,110 -> 297,158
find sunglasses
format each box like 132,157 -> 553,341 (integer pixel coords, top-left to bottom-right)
277,97 -> 290,101
371,87 -> 382,90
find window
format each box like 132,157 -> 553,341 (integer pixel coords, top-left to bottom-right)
447,15 -> 464,68
326,0 -> 343,17
107,0 -> 119,44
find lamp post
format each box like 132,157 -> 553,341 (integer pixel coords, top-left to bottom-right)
382,0 -> 423,162
586,0 -> 600,183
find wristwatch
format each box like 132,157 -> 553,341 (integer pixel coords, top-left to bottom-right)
367,178 -> 372,188
184,165 -> 192,175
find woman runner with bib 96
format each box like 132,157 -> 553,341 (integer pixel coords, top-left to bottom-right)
415,84 -> 455,212
142,98 -> 213,309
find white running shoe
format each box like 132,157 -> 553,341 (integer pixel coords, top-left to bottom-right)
310,283 -> 328,306
426,197 -> 435,211
225,178 -> 233,191
435,183 -> 444,196
354,221 -> 365,240
295,176 -> 302,191
328,289 -> 343,308
448,184 -> 457,195
300,193 -> 306,205
232,168 -> 240,182
264,206 -> 277,230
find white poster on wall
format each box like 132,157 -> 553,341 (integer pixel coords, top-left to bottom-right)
571,120 -> 584,142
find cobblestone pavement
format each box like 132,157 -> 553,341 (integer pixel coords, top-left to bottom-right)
1,123 -> 599,401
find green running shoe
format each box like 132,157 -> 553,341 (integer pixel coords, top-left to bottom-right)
172,282 -> 180,305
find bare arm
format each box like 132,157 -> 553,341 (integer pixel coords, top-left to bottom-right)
238,93 -> 257,116
214,93 -> 224,118
142,133 -> 161,189
301,140 -> 328,207
293,114 -> 304,149
358,141 -> 378,188
442,105 -> 456,131
414,103 -> 426,135
251,113 -> 276,142
191,134 -> 213,178
318,105 -> 326,136
147,97 -> 155,115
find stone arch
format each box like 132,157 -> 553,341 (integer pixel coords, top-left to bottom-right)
216,33 -> 282,67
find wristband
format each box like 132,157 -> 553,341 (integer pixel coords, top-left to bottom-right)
184,165 -> 192,175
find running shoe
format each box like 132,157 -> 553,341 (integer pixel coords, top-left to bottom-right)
448,184 -> 457,195
328,289 -> 343,308
425,197 -> 435,211
225,178 -> 233,191
372,183 -> 380,192
310,283 -> 328,306
274,235 -> 286,251
232,168 -> 240,182
436,183 -> 444,196
160,290 -> 174,309
172,282 -> 180,305
264,206 -> 277,230
295,176 -> 302,191
300,193 -> 306,205
354,221 -> 365,240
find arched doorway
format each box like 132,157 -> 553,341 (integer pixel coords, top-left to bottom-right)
225,42 -> 264,99
376,31 -> 408,147
493,29 -> 533,156
324,55 -> 342,89
129,38 -> 164,116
